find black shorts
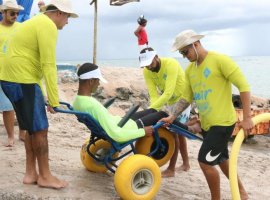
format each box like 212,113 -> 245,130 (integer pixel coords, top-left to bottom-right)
198,124 -> 235,166
1,81 -> 49,134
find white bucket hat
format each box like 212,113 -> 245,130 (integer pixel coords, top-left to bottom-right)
40,0 -> 78,18
171,30 -> 204,52
139,50 -> 157,67
0,0 -> 24,11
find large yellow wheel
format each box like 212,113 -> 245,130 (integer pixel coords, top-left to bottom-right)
114,154 -> 161,200
80,139 -> 119,173
229,113 -> 270,200
135,127 -> 175,167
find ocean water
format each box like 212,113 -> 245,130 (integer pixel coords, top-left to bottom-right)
60,56 -> 270,99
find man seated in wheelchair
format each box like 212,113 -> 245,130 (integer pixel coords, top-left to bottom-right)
72,63 -> 201,143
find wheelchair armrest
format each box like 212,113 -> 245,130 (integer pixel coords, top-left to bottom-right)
103,97 -> 116,108
117,104 -> 140,127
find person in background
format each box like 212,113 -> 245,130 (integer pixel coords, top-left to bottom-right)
0,0 -> 78,189
134,15 -> 148,51
73,63 -> 201,143
0,0 -> 26,146
37,0 -> 45,12
161,29 -> 253,199
137,47 -> 194,177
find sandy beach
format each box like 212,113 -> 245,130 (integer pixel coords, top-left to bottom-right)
0,67 -> 270,200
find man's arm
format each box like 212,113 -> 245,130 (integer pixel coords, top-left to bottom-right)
239,91 -> 254,136
134,26 -> 142,37
222,56 -> 254,136
144,70 -> 160,110
149,61 -> 179,110
160,98 -> 190,124
38,20 -> 59,108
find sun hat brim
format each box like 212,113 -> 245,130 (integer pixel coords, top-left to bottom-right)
0,5 -> 24,11
171,35 -> 204,52
40,4 -> 78,18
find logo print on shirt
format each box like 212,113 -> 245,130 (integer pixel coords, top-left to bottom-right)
163,74 -> 167,80
203,68 -> 211,78
3,43 -> 7,53
205,150 -> 221,162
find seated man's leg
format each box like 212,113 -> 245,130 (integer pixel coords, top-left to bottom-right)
131,108 -> 157,121
134,110 -> 168,128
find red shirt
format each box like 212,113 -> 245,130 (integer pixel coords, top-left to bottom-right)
138,27 -> 148,45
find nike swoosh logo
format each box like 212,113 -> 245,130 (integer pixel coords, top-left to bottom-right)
205,150 -> 221,162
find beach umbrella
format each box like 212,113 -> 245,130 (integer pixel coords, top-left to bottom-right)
90,0 -> 140,64
0,0 -> 34,22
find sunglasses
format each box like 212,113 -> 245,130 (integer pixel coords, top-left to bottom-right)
9,11 -> 19,17
179,49 -> 189,56
179,44 -> 193,56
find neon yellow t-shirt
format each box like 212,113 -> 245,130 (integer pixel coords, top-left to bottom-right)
143,57 -> 186,111
0,14 -> 59,107
72,96 -> 145,143
183,51 -> 250,131
0,22 -> 20,73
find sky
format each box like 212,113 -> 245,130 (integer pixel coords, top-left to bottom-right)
30,0 -> 270,61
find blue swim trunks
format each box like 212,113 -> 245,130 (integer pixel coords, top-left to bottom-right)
1,81 -> 49,134
0,81 -> 14,111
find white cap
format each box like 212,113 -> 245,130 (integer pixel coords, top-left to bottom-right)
0,0 -> 24,11
139,50 -> 157,67
40,0 -> 78,18
79,68 -> 108,83
171,30 -> 204,52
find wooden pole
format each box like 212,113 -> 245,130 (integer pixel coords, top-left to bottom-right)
93,0 -> 98,64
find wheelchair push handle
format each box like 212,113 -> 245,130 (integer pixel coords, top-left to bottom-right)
45,101 -> 73,112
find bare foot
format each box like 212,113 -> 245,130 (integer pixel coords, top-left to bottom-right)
161,169 -> 175,178
23,173 -> 38,184
37,175 -> 68,189
188,122 -> 202,133
186,117 -> 199,126
176,164 -> 190,172
4,138 -> 14,147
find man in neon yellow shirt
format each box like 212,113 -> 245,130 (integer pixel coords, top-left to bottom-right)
0,0 -> 78,189
0,0 -> 26,146
162,30 -> 254,199
138,47 -> 192,177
